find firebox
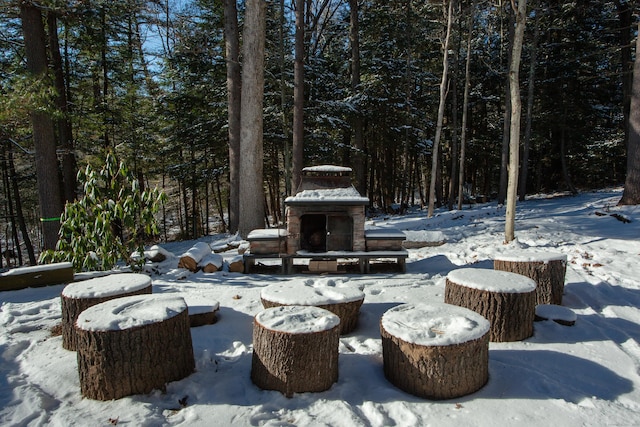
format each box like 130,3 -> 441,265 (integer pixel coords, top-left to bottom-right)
285,166 -> 368,255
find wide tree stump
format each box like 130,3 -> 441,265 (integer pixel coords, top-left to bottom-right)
75,295 -> 194,401
60,273 -> 152,351
260,281 -> 364,334
380,303 -> 490,400
251,305 -> 340,397
493,252 -> 567,305
445,268 -> 536,342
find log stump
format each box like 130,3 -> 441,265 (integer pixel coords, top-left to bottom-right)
445,268 -> 536,342
493,252 -> 567,305
61,273 -> 152,351
535,304 -> 577,326
75,295 -> 195,401
380,303 -> 490,400
182,296 -> 220,327
251,305 -> 340,397
260,281 -> 364,334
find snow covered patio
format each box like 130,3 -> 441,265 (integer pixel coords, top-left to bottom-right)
1,189 -> 639,426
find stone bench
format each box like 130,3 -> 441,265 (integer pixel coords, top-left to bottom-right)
380,303 -> 490,399
75,294 -> 194,400
445,268 -> 537,342
260,280 -> 365,334
493,251 -> 567,305
251,305 -> 340,397
60,273 -> 152,351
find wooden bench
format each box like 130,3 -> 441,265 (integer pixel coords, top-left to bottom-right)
244,250 -> 408,274
0,262 -> 74,292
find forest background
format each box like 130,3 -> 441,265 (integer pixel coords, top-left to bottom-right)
0,0 -> 636,269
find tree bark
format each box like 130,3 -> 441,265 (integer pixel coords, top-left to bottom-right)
224,0 -> 241,233
291,0 -> 305,193
494,257 -> 566,305
518,8 -> 539,201
619,20 -> 640,205
428,0 -> 453,218
445,276 -> 535,342
238,0 -> 267,237
76,297 -> 193,401
350,0 -> 366,196
61,282 -> 152,351
251,307 -> 340,397
505,0 -> 528,243
20,2 -> 63,250
381,322 -> 489,400
47,11 -> 77,203
457,2 -> 474,211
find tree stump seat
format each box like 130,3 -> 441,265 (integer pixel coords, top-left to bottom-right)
493,251 -> 567,305
182,296 -> 220,327
380,303 -> 490,400
260,281 -> 365,334
60,273 -> 152,351
75,294 -> 195,401
251,305 -> 340,397
445,268 -> 537,342
535,304 -> 577,326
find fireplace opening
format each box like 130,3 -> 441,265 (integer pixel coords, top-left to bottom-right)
300,214 -> 353,252
301,214 -> 326,252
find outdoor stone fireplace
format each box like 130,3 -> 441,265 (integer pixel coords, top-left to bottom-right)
245,165 -> 407,273
285,165 -> 368,255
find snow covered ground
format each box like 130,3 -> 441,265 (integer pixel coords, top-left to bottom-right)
1,188 -> 640,427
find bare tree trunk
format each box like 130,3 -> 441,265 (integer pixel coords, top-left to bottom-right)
238,0 -> 267,237
457,2 -> 474,211
224,0 -> 241,233
428,0 -> 453,218
291,0 -> 305,192
47,11 -> 76,203
518,8 -> 539,202
20,2 -> 63,250
279,0 -> 292,199
448,47 -> 459,211
619,20 -> 640,205
499,6 -> 515,206
350,0 -> 365,195
505,0 -> 528,243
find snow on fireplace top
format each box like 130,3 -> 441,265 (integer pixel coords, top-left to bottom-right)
285,186 -> 369,205
303,165 -> 352,174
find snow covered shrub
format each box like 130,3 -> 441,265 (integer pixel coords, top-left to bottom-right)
40,153 -> 166,271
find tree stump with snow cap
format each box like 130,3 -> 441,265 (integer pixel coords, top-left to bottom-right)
251,305 -> 340,397
445,268 -> 537,342
380,303 -> 490,400
493,252 -> 567,305
260,280 -> 365,334
75,295 -> 194,401
61,273 -> 152,351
